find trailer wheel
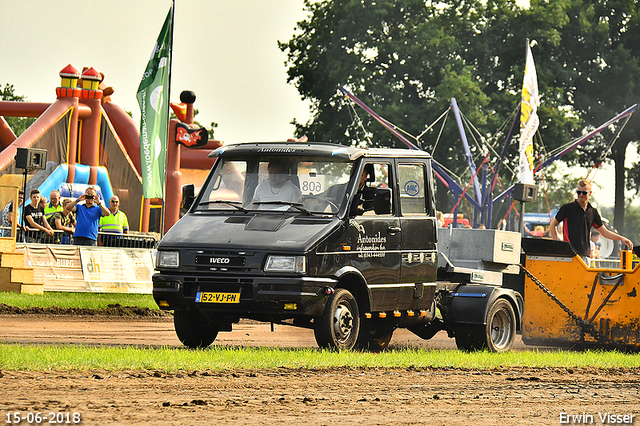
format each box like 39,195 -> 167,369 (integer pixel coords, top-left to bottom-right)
314,289 -> 360,350
478,299 -> 516,352
174,309 -> 220,349
356,323 -> 394,351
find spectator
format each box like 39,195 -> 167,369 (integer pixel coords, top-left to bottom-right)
1,190 -> 24,237
525,225 -> 545,237
66,187 -> 110,246
44,190 -> 63,221
23,189 -> 54,243
549,179 -> 631,261
99,196 -> 129,246
590,230 -> 601,259
48,198 -> 76,244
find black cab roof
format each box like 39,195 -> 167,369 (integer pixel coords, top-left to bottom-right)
208,142 -> 432,161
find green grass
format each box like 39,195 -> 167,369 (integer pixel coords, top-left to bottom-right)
1,344 -> 639,372
0,292 -> 159,310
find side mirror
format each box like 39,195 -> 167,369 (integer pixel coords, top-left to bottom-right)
373,188 -> 391,215
181,184 -> 195,211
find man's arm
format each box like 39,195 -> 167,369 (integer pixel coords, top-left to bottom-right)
66,195 -> 85,213
26,213 -> 54,236
55,217 -> 74,234
98,200 -> 110,216
596,226 -> 633,249
548,218 -> 560,241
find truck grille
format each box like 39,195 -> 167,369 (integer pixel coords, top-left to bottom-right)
184,250 -> 261,274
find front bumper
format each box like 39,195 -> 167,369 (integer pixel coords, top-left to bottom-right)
153,273 -> 336,318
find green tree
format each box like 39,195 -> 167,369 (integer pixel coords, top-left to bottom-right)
280,0 -> 580,216
281,0 -> 638,228
0,84 -> 35,136
533,0 -> 640,234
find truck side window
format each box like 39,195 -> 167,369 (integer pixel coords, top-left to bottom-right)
352,163 -> 392,216
398,164 -> 426,215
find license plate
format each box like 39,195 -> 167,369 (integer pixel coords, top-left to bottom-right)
196,292 -> 240,303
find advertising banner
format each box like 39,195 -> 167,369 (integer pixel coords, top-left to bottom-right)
21,245 -> 85,291
19,245 -> 154,293
80,247 -> 154,293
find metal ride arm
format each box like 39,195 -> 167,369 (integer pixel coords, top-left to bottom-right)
494,104 -> 638,206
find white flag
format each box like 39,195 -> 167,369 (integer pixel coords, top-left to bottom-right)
519,43 -> 539,184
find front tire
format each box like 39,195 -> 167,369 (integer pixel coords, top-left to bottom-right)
174,309 -> 220,349
314,289 -> 360,350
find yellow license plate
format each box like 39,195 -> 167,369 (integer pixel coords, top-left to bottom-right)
196,292 -> 240,303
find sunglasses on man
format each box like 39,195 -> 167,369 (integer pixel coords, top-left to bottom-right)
576,190 -> 590,195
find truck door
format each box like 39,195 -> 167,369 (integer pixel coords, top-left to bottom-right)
397,161 -> 438,309
348,161 -> 402,312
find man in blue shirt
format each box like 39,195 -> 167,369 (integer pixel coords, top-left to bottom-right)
65,187 -> 110,246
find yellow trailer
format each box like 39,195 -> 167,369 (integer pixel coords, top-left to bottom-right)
520,238 -> 639,349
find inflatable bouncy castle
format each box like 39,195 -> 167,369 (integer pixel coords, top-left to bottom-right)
0,65 -> 222,233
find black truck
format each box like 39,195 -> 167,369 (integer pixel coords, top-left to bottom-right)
153,142 -> 523,351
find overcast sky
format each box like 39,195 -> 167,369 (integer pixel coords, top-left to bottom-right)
1,0 -> 633,207
0,0 -> 312,144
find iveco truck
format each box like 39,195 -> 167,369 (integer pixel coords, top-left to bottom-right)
153,142 -> 523,351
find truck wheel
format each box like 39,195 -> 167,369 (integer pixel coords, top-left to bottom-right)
356,323 -> 394,351
314,289 -> 360,350
174,309 -> 220,349
477,298 -> 516,352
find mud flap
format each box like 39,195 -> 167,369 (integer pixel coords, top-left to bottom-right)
447,285 -> 523,330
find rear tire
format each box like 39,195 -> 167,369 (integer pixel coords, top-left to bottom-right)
314,289 -> 360,350
455,299 -> 516,352
356,322 -> 394,351
174,309 -> 220,349
477,299 -> 515,352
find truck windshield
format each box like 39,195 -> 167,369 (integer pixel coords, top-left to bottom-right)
195,156 -> 354,214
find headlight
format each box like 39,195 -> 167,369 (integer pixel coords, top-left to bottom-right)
157,251 -> 180,268
264,255 -> 306,273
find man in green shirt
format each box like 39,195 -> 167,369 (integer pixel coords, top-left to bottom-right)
44,190 -> 63,221
99,196 -> 129,246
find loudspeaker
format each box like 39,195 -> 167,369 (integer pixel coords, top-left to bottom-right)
15,148 -> 47,170
513,183 -> 538,202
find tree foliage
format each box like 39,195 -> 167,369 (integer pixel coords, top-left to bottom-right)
279,0 -> 582,212
281,0 -> 640,233
0,84 -> 35,136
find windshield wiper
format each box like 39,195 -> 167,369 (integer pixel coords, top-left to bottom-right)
252,201 -> 310,215
199,200 -> 248,213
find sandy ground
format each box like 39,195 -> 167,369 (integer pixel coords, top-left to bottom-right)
1,315 -> 639,425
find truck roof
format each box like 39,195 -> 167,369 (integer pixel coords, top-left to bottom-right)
208,142 -> 432,161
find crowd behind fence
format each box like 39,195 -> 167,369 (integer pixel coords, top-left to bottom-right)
1,227 -> 158,249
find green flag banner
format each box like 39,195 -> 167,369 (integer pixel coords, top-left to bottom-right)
137,6 -> 173,199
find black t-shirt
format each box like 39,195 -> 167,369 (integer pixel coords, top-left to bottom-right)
24,204 -> 46,227
555,200 -> 603,256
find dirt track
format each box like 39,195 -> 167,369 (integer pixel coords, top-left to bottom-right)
1,315 -> 639,425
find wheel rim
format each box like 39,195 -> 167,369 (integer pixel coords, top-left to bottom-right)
333,302 -> 354,343
490,308 -> 512,350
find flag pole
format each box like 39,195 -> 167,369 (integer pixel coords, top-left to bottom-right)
160,0 -> 176,237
